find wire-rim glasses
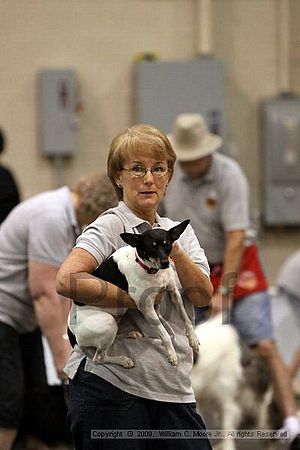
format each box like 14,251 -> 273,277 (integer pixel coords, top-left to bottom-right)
122,163 -> 169,178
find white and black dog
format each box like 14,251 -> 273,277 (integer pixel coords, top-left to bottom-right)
68,219 -> 199,368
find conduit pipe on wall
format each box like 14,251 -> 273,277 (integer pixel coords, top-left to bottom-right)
277,0 -> 290,92
194,0 -> 213,56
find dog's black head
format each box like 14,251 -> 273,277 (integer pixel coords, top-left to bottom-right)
120,219 -> 190,269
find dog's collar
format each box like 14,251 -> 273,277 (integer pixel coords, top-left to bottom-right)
135,255 -> 159,274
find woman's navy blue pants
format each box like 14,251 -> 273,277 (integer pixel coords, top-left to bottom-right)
67,360 -> 212,450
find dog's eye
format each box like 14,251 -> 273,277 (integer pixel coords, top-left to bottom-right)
152,242 -> 157,246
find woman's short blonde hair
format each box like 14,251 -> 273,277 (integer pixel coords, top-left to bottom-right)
107,124 -> 176,200
72,172 -> 117,221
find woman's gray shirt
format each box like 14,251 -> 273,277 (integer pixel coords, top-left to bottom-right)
64,201 -> 210,403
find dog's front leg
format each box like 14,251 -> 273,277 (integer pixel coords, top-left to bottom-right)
137,299 -> 178,366
146,307 -> 178,366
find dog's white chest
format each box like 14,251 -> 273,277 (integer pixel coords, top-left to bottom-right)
113,246 -> 175,304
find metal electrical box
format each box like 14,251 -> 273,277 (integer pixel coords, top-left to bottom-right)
134,57 -> 226,150
39,69 -> 79,157
262,93 -> 300,225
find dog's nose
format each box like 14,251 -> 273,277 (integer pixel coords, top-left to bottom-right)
161,260 -> 170,269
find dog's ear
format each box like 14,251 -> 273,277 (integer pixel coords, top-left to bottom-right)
120,232 -> 141,248
168,219 -> 190,242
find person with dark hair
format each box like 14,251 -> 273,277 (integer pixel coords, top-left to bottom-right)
0,128 -> 20,223
0,173 -> 117,450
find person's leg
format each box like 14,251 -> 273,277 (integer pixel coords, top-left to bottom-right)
67,359 -> 151,450
0,323 -> 24,450
289,347 -> 300,379
231,291 -> 300,443
16,328 -> 57,447
0,429 -> 18,450
286,293 -> 300,379
254,339 -> 299,418
20,327 -> 47,389
150,401 -> 212,450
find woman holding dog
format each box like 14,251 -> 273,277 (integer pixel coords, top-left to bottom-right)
57,124 -> 213,450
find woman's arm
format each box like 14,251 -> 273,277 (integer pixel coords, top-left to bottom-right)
171,243 -> 213,307
56,248 -> 136,309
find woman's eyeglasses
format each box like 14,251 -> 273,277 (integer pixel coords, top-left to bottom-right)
122,164 -> 169,178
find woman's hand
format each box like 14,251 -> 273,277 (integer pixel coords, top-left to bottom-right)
170,241 -> 183,262
169,242 -> 213,307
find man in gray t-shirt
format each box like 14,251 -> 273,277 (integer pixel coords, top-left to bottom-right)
162,114 -> 300,445
0,173 -> 117,450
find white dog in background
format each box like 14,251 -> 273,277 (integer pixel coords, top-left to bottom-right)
191,314 -> 275,450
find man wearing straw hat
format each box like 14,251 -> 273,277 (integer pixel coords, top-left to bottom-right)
162,113 -> 300,448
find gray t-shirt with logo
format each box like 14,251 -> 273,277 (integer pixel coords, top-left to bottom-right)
64,201 -> 210,403
0,187 -> 79,334
162,153 -> 250,264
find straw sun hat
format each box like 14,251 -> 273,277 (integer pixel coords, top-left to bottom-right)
168,113 -> 223,161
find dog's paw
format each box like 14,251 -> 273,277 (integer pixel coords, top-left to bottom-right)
126,330 -> 143,339
188,335 -> 200,353
186,326 -> 200,352
92,350 -> 103,363
167,353 -> 178,366
121,357 -> 135,369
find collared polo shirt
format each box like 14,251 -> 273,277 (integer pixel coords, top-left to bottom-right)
0,187 -> 80,333
162,153 -> 250,264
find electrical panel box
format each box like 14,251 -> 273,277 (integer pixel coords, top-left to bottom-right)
262,93 -> 300,225
39,69 -> 79,157
134,57 -> 226,150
